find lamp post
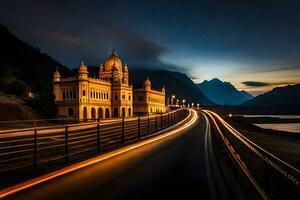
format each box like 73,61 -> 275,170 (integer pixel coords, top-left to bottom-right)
182,99 -> 186,108
197,103 -> 199,108
191,102 -> 194,107
171,95 -> 175,106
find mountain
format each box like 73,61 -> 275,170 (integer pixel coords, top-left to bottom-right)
197,78 -> 253,105
130,70 -> 213,105
0,24 -> 73,118
243,84 -> 300,106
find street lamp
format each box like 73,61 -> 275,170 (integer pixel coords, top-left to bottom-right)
191,102 -> 194,107
171,95 -> 175,105
182,99 -> 186,108
197,103 -> 199,108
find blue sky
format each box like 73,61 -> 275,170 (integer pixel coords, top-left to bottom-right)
1,0 -> 299,95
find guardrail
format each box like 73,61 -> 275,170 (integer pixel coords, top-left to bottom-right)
203,110 -> 300,199
0,109 -> 189,173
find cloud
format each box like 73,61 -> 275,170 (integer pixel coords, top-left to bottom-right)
253,65 -> 300,73
0,1 -> 168,68
242,81 -> 296,87
242,81 -> 270,87
36,30 -> 93,48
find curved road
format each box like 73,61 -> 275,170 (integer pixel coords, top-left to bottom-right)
3,110 -> 235,200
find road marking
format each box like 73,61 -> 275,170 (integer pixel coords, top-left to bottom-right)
203,113 -> 218,200
0,109 -> 198,199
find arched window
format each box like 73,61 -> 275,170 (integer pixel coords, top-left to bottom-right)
101,93 -> 103,99
113,108 -> 118,118
128,108 -> 131,117
66,91 -> 69,99
82,90 -> 86,96
122,108 -> 125,117
91,107 -> 96,119
90,92 -> 93,98
62,91 -> 66,100
105,108 -> 110,118
73,91 -> 76,99
83,107 -> 87,119
93,91 -> 95,98
106,93 -> 109,99
98,108 -> 103,119
68,108 -> 74,116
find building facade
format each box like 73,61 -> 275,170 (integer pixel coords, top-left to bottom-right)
133,78 -> 166,115
53,49 -> 166,119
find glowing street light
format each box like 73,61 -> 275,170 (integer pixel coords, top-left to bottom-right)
171,95 -> 175,105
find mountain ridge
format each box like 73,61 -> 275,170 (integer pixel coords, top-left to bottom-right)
197,78 -> 253,105
243,83 -> 300,106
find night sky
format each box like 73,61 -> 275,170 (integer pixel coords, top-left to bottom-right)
1,0 -> 299,95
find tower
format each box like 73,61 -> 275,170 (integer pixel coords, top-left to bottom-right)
53,67 -> 61,101
144,77 -> 151,91
98,63 -> 104,78
53,67 -> 61,82
112,60 -> 119,84
78,61 -> 88,80
123,64 -> 129,85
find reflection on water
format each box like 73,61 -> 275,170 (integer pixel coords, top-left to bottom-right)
255,123 -> 300,133
241,115 -> 300,119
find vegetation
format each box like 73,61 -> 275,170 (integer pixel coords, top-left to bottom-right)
0,24 -> 73,118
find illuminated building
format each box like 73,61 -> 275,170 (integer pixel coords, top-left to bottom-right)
53,49 -> 166,119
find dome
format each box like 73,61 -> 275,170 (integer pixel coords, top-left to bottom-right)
144,77 -> 151,87
104,49 -> 122,72
53,67 -> 60,77
78,61 -> 88,72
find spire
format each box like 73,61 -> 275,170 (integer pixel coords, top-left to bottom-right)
53,66 -> 61,81
162,85 -> 165,92
124,63 -> 128,72
111,48 -> 117,56
81,60 -> 84,65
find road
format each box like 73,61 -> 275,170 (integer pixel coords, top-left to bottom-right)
2,110 -> 236,200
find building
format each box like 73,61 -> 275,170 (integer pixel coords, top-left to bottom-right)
133,78 -> 166,115
53,49 -> 166,119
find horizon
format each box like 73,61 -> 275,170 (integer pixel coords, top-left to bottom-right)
1,0 -> 299,96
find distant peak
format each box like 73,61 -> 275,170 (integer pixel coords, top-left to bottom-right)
211,78 -> 221,82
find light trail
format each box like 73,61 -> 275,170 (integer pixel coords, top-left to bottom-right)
203,110 -> 300,190
202,110 -> 268,199
0,109 -> 197,199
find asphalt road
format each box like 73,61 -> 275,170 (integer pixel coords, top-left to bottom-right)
6,111 -> 213,200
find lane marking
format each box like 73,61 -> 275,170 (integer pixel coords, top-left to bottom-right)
0,109 -> 198,199
203,113 -> 218,200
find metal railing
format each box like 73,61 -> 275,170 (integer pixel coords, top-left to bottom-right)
0,109 -> 189,173
203,110 -> 300,199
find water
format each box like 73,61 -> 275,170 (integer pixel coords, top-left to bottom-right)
238,115 -> 300,133
255,123 -> 300,133
240,115 -> 300,119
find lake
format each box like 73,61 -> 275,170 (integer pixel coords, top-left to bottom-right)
255,123 -> 300,133
238,115 -> 300,133
241,115 -> 300,119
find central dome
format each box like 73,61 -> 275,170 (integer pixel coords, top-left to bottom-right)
104,49 -> 122,72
